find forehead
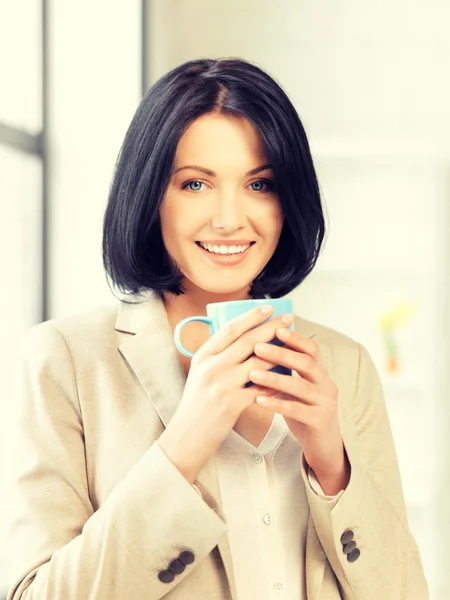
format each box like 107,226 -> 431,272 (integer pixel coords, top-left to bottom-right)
174,113 -> 268,166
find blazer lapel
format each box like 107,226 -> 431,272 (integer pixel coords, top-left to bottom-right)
115,293 -> 187,428
114,292 -> 328,600
114,292 -> 238,599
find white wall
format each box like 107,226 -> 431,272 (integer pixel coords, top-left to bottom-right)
48,0 -> 141,318
148,0 -> 450,151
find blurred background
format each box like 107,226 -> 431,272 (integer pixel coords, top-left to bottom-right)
1,0 -> 449,598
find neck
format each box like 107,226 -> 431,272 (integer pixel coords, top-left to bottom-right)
161,281 -> 252,321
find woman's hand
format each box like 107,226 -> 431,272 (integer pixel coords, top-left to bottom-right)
158,306 -> 293,484
250,327 -> 351,495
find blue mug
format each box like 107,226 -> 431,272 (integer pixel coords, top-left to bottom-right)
173,297 -> 294,385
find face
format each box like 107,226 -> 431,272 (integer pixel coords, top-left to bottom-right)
159,113 -> 284,302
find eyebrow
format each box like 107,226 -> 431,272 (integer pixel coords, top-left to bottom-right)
172,163 -> 273,177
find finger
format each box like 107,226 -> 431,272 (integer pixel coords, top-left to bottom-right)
234,355 -> 278,387
221,312 -> 294,365
275,328 -> 324,367
240,383 -> 274,406
255,394 -> 317,427
253,343 -> 323,383
195,305 -> 275,360
248,369 -> 315,404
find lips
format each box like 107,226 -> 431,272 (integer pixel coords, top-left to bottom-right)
195,241 -> 254,265
196,240 -> 255,246
196,241 -> 254,254
196,240 -> 255,247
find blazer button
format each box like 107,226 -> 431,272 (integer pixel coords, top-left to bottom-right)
179,550 -> 195,565
340,529 -> 354,545
347,548 -> 361,563
169,558 -> 185,575
158,569 -> 175,583
343,540 -> 357,554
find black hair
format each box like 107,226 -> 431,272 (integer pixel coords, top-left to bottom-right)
102,57 -> 325,300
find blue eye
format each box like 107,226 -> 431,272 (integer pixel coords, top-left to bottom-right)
182,181 -> 205,192
250,179 -> 275,192
181,179 -> 275,192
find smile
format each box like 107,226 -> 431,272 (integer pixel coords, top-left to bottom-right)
198,242 -> 252,254
195,241 -> 255,265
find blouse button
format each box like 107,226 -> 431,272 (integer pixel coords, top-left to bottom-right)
263,513 -> 271,525
274,582 -> 284,592
253,453 -> 263,463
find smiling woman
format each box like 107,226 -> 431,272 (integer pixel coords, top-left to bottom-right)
101,58 -> 325,304
159,113 -> 284,298
5,56 -> 429,600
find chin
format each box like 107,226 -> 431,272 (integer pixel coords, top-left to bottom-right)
199,283 -> 251,296
186,275 -> 254,298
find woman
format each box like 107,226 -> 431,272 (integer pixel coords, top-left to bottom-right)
5,58 -> 428,599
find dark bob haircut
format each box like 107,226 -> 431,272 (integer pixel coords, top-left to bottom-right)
102,57 -> 325,300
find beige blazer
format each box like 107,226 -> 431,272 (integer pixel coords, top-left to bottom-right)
5,292 -> 429,600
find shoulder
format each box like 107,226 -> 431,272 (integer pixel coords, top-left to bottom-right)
294,313 -> 381,393
294,313 -> 366,377
21,302 -> 120,359
294,313 -> 361,353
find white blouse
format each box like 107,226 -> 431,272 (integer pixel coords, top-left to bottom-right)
191,412 -> 345,599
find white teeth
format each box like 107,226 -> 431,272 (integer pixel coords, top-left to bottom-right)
199,242 -> 251,255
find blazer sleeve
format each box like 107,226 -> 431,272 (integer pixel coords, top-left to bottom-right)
299,341 -> 430,600
4,322 -> 228,600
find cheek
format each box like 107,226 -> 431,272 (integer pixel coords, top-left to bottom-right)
255,202 -> 284,236
159,200 -> 204,250
160,196 -> 186,234
272,203 -> 284,232
159,204 -> 180,253
263,206 -> 284,251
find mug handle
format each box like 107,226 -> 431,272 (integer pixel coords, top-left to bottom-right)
174,316 -> 213,358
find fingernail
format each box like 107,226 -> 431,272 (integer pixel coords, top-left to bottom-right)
281,313 -> 294,325
277,328 -> 290,337
250,369 -> 266,380
256,396 -> 271,405
260,305 -> 274,314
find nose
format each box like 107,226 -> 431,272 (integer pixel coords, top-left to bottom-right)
210,191 -> 245,231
